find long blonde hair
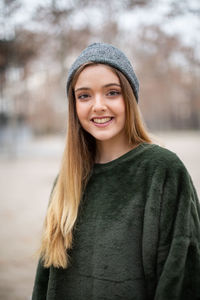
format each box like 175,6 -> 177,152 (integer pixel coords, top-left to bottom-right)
39,62 -> 152,268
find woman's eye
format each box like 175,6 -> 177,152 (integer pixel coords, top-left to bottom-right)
77,94 -> 90,100
107,90 -> 121,96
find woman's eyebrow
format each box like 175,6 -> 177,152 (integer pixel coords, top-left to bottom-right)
104,83 -> 121,88
75,87 -> 90,93
75,83 -> 121,93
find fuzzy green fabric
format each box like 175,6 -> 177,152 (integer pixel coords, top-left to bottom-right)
32,143 -> 200,300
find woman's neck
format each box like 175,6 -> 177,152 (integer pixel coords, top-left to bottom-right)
95,136 -> 138,164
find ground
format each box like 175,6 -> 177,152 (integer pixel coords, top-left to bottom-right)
0,132 -> 199,300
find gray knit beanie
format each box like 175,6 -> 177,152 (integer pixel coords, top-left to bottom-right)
66,42 -> 139,102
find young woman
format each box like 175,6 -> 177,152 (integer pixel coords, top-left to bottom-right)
32,43 -> 200,300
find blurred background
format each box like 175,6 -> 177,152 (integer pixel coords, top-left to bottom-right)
0,0 -> 200,299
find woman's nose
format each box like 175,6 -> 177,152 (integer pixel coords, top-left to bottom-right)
92,95 -> 107,112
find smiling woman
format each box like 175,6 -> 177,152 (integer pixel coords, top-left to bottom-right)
32,43 -> 200,300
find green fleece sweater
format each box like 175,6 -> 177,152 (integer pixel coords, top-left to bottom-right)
32,143 -> 200,300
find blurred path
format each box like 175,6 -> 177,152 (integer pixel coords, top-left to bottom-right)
0,132 -> 199,300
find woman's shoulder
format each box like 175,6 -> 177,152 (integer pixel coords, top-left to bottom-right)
146,143 -> 179,160
142,143 -> 187,173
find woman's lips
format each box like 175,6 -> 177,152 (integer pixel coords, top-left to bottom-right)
91,117 -> 114,128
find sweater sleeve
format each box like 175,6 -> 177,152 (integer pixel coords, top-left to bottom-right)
154,160 -> 200,299
32,175 -> 59,300
32,259 -> 50,300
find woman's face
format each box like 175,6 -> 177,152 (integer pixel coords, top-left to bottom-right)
74,64 -> 127,143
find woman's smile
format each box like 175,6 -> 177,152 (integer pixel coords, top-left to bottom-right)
91,116 -> 114,127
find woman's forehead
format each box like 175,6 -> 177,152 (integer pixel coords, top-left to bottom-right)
75,64 -> 120,88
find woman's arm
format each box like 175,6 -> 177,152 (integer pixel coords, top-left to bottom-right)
155,165 -> 200,299
32,175 -> 58,299
32,259 -> 50,300
142,152 -> 200,300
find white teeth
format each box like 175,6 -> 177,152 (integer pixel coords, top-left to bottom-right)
93,117 -> 112,124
